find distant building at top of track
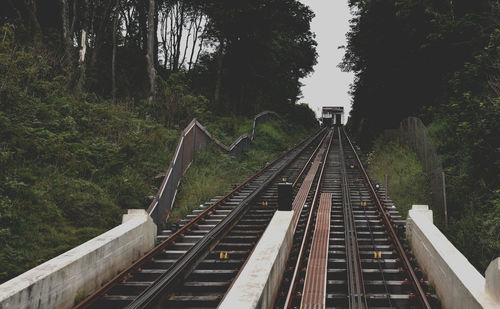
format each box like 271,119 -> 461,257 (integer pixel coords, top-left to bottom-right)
321,106 -> 344,127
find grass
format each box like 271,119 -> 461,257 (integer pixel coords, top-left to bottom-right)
0,97 -> 181,283
202,116 -> 254,145
170,120 -> 311,223
367,135 -> 430,218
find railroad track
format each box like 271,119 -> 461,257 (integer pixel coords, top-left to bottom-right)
274,127 -> 439,308
75,128 -> 328,309
77,126 -> 439,309
139,131 -> 333,308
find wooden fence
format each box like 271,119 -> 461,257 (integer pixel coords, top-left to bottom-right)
146,111 -> 281,225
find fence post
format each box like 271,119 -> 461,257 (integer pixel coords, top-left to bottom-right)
193,124 -> 196,153
442,171 -> 448,228
385,174 -> 389,200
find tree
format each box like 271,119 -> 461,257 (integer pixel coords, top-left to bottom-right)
146,0 -> 156,101
112,0 -> 120,103
76,0 -> 89,93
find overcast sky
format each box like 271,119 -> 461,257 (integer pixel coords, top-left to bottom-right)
299,1 -> 354,121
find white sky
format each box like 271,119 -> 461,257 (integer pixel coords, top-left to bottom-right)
299,0 -> 354,121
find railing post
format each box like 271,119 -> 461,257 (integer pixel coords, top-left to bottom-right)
442,171 -> 448,228
278,181 -> 292,211
384,174 -> 389,199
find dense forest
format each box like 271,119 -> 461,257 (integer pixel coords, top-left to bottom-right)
1,0 -> 498,285
342,0 -> 499,272
0,0 -> 317,114
0,0 -> 318,282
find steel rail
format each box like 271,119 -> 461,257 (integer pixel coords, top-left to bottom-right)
283,128 -> 334,309
341,127 -> 431,309
125,129 -> 328,309
217,131 -> 330,302
338,128 -> 367,309
75,128 -> 326,309
292,130 -> 328,188
358,181 -> 395,308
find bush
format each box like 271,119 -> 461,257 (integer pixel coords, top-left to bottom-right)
367,135 -> 430,218
171,118 -> 312,224
0,32 -> 179,282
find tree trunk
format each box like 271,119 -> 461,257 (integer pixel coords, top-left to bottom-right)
70,0 -> 77,34
172,3 -> 185,72
146,0 -> 156,101
188,13 -> 203,71
76,0 -> 89,92
25,0 -> 42,43
90,0 -> 114,68
214,38 -> 224,106
60,0 -> 72,67
76,28 -> 87,92
193,33 -> 204,71
138,2 -> 148,50
160,11 -> 169,69
153,0 -> 159,67
112,0 -> 119,103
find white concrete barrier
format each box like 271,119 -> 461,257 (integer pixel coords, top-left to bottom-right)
0,209 -> 156,309
406,205 -> 499,309
219,210 -> 294,309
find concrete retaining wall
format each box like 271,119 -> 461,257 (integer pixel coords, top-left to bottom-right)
0,209 -> 156,309
406,205 -> 499,309
218,210 -> 294,309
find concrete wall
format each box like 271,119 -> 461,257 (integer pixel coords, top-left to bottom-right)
0,209 -> 156,309
406,205 -> 500,309
218,211 -> 294,309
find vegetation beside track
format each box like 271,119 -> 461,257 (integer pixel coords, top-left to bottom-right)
0,0 -> 320,283
0,80 -> 180,282
0,27 -> 318,283
171,121 -> 314,224
343,0 -> 499,273
367,129 -> 500,272
366,136 -> 430,219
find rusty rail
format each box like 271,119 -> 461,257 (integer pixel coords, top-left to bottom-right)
75,128 -> 325,309
284,129 -> 334,308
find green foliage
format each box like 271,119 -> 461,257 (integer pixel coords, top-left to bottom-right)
286,103 -> 320,132
342,0 -> 499,148
0,30 -> 179,283
367,136 -> 430,218
153,73 -> 211,127
0,25 -> 318,282
74,289 -> 88,306
343,1 -> 499,272
0,2 -> 320,283
425,29 -> 500,272
445,190 -> 500,271
196,0 -> 318,114
202,116 -> 254,145
171,119 -> 312,223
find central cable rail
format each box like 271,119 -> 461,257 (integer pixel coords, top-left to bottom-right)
338,128 -> 367,308
273,126 -> 435,308
341,127 -> 432,309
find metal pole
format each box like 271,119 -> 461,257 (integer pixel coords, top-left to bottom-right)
384,174 -> 389,199
442,171 -> 448,228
